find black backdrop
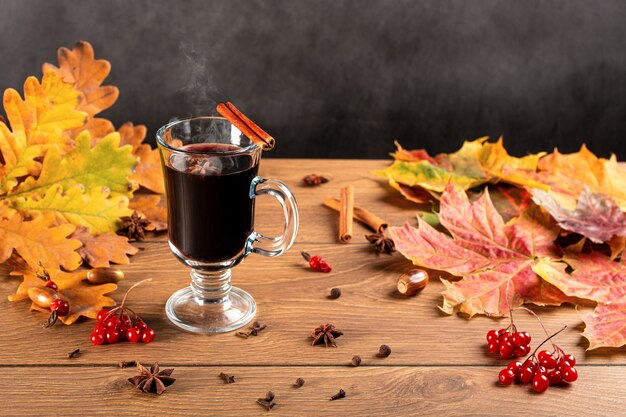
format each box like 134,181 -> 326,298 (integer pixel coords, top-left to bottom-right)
2,0 -> 626,159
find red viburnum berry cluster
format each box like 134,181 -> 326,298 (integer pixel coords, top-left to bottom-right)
90,279 -> 155,345
486,326 -> 531,359
498,326 -> 577,393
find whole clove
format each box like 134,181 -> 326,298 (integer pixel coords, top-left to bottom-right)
219,372 -> 236,384
330,388 -> 346,401
119,360 -> 137,368
237,321 -> 267,338
256,391 -> 276,411
67,348 -> 80,359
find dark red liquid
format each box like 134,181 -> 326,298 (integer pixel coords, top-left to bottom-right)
165,143 -> 259,263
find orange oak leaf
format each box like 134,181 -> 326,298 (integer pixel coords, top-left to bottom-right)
118,122 -> 165,194
71,226 -> 138,268
388,185 -> 573,317
534,252 -> 626,349
9,268 -> 117,325
532,186 -> 626,243
0,206 -> 82,272
129,194 -> 167,231
43,41 -> 119,118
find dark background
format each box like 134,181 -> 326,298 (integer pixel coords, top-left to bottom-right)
2,0 -> 626,159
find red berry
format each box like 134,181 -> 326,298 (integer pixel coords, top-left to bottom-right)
104,316 -> 119,328
487,342 -> 499,353
532,374 -> 550,393
507,361 -> 523,375
45,280 -> 58,291
547,369 -> 562,385
120,314 -> 133,328
127,327 -> 141,343
90,332 -> 105,345
561,366 -> 578,382
497,328 -> 506,336
135,319 -> 148,330
106,328 -> 120,344
519,363 -> 536,384
511,332 -> 526,347
499,333 -> 511,343
486,330 -> 499,343
520,332 -> 531,345
94,325 -> 107,337
498,368 -> 515,385
50,299 -> 70,316
97,309 -> 109,323
513,346 -> 527,357
141,328 -> 155,343
499,341 -> 514,358
563,353 -> 576,366
535,365 -> 547,376
301,252 -> 332,272
538,350 -> 557,369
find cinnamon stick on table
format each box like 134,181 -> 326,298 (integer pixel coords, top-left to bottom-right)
216,102 -> 275,150
339,186 -> 354,243
323,197 -> 389,233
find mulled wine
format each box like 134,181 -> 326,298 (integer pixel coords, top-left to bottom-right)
165,143 -> 259,263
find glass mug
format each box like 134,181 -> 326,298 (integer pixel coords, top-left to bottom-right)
156,117 -> 299,333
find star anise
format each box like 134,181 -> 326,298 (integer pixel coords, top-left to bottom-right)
118,211 -> 152,242
128,362 -> 176,395
365,232 -> 396,254
310,323 -> 343,347
302,174 -> 329,186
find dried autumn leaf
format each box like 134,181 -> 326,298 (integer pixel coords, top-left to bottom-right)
532,145 -> 626,210
0,70 -> 88,194
10,268 -> 117,325
388,185 -> 573,316
13,131 -> 136,197
534,252 -> 626,349
532,186 -> 626,243
129,194 -> 167,231
378,138 -> 545,200
71,226 -> 138,268
43,41 -> 119,118
0,205 -> 82,272
9,183 -> 131,234
118,122 -> 164,194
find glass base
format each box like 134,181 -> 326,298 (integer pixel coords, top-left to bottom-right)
165,285 -> 256,334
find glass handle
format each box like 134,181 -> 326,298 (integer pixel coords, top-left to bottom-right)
248,176 -> 299,257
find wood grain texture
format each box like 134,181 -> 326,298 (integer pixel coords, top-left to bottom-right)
0,159 -> 624,416
1,366 -> 624,417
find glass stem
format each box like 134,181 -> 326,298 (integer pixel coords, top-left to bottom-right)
190,268 -> 232,304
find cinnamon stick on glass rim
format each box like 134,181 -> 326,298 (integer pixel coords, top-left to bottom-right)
216,102 -> 275,150
339,186 -> 354,243
323,197 -> 389,233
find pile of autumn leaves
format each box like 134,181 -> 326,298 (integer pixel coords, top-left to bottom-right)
378,138 -> 626,349
0,42 -> 166,324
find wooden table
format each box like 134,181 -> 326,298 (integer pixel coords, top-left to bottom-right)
1,159 -> 624,416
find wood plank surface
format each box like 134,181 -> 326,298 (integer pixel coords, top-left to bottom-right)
0,159 -> 624,416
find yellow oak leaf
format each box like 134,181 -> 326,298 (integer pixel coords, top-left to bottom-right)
0,205 -> 82,272
43,41 -> 119,118
9,183 -> 132,234
9,268 -> 117,325
3,70 -> 87,147
71,226 -> 138,267
13,131 -> 136,197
